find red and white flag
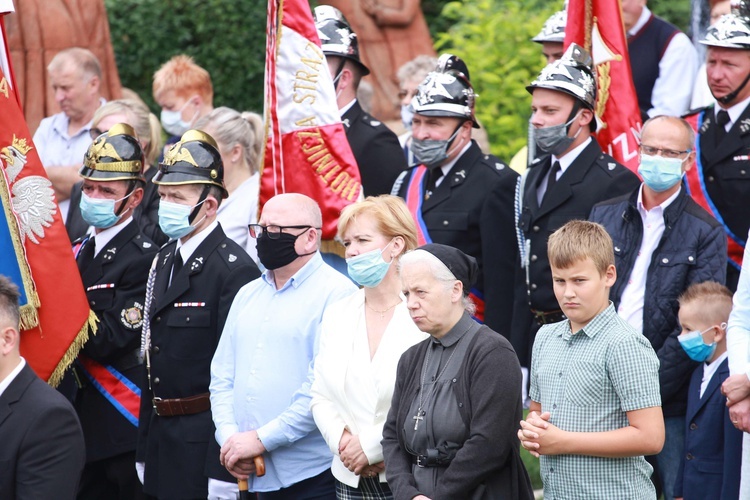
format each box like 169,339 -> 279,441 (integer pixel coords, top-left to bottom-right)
1,5 -> 96,386
565,0 -> 642,174
260,0 -> 361,240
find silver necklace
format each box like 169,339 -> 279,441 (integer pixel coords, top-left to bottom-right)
412,332 -> 466,431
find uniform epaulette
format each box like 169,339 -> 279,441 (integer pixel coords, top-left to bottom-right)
131,233 -> 156,253
478,153 -> 510,176
359,111 -> 383,129
216,241 -> 248,268
594,153 -> 623,174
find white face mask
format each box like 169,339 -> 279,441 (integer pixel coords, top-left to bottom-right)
160,97 -> 198,136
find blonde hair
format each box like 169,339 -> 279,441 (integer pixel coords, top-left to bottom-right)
153,54 -> 213,104
92,99 -> 162,166
194,107 -> 263,175
338,195 -> 418,253
679,281 -> 733,326
547,220 -> 614,275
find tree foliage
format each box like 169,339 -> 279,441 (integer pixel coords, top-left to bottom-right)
434,0 -> 557,162
105,0 -> 267,114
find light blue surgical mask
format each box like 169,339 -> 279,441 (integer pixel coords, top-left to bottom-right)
158,199 -> 206,240
80,191 -> 132,229
638,154 -> 685,192
160,97 -> 198,137
346,241 -> 393,288
678,323 -> 726,363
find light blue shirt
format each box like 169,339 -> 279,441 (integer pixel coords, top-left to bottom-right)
210,252 -> 357,491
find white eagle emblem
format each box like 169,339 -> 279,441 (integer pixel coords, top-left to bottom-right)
1,136 -> 58,245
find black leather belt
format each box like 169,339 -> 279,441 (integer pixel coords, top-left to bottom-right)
532,309 -> 566,326
412,449 -> 453,468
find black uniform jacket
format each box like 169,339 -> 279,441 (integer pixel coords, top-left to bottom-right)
343,100 -> 407,196
0,364 -> 85,499
75,219 -> 157,463
510,139 -> 640,365
136,223 -> 260,498
394,141 -> 519,337
689,105 -> 750,290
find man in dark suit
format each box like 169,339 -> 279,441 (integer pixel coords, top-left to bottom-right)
683,3 -> 750,291
136,130 -> 261,499
315,5 -> 407,197
511,44 -> 640,375
65,124 -> 157,499
392,53 -> 519,337
0,275 -> 85,498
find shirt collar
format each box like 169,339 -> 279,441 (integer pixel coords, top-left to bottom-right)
552,136 -> 592,174
636,184 -> 681,216
176,220 -> 219,262
93,217 -> 133,257
628,6 -> 652,37
432,312 -> 474,347
0,357 -> 26,398
558,302 -> 617,340
716,94 -> 750,124
339,98 -> 357,117
706,351 -> 728,368
440,141 -> 472,178
262,251 -> 324,291
51,97 -> 106,139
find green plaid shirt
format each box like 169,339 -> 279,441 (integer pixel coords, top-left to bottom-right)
530,303 -> 661,500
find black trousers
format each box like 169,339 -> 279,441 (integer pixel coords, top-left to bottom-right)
257,469 -> 336,500
78,450 -> 147,500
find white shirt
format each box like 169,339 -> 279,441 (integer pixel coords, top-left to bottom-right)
629,7 -> 699,117
701,351 -> 728,398
176,219 -> 218,262
535,137 -> 592,205
618,185 -> 681,332
0,357 -> 25,398
216,174 -> 259,263
92,217 -> 133,257
339,98 -> 357,117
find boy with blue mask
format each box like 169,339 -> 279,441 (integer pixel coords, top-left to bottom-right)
590,115 -> 728,500
137,129 -> 261,499
673,281 -> 741,500
66,123 -> 158,499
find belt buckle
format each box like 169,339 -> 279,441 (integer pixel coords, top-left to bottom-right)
416,455 -> 427,468
152,397 -> 162,416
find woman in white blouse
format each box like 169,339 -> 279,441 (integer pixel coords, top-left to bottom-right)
311,195 -> 427,499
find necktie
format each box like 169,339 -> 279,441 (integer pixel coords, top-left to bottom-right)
77,237 -> 95,271
543,161 -> 561,204
425,168 -> 444,200
173,250 -> 184,277
716,110 -> 730,144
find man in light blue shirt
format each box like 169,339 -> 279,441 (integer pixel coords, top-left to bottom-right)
210,193 -> 356,499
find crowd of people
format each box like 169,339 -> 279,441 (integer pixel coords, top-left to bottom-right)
3,0 -> 750,499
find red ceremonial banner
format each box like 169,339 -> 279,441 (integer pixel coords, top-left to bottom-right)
260,0 -> 362,241
565,0 -> 642,174
0,13 -> 96,386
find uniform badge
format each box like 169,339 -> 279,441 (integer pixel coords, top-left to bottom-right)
228,254 -> 237,263
120,302 -> 144,330
190,256 -> 204,271
608,162 -> 616,170
143,242 -> 152,248
103,248 -> 116,261
162,251 -> 172,267
495,162 -> 505,170
370,120 -> 381,126
741,118 -> 750,134
700,118 -> 711,135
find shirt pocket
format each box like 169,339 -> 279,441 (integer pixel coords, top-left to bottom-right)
564,361 -> 605,406
167,309 -> 213,360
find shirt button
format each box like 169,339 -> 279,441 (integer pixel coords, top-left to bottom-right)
533,225 -> 540,232
662,258 -> 669,264
443,220 -> 449,226
550,467 -> 554,473
552,403 -> 557,409
452,378 -> 457,383
156,317 -> 161,323
153,346 -> 160,354
558,372 -> 563,377
708,176 -> 715,182
690,423 -> 697,430
90,300 -> 96,306
686,453 -> 694,460
530,254 -> 538,262
688,256 -> 694,262
531,283 -> 538,290
153,377 -> 160,385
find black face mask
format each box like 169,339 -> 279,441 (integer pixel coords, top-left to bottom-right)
256,231 -> 313,270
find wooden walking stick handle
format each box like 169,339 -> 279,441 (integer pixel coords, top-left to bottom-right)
237,456 -> 266,497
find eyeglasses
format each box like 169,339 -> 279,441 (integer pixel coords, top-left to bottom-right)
639,144 -> 692,159
248,224 -> 319,239
89,127 -> 105,140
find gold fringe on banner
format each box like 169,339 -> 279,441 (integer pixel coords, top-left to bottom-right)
47,310 -> 99,388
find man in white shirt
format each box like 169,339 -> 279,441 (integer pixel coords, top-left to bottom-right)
590,116 -> 727,500
0,275 -> 85,498
33,48 -> 105,221
210,193 -> 356,498
622,0 -> 699,118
